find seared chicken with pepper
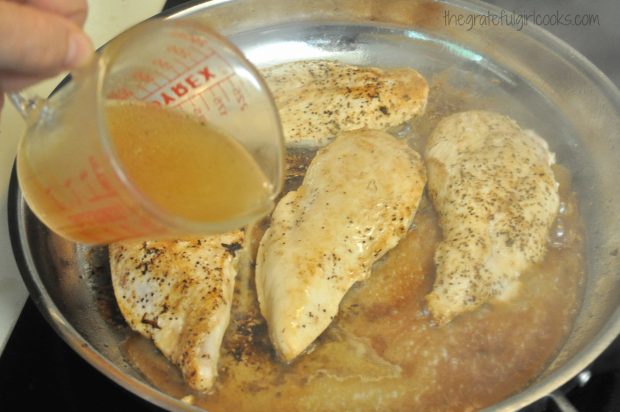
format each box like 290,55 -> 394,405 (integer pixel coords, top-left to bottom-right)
256,129 -> 426,361
261,60 -> 428,146
109,232 -> 243,392
425,111 -> 559,325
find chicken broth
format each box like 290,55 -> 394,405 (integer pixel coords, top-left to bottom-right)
107,103 -> 272,223
122,151 -> 583,411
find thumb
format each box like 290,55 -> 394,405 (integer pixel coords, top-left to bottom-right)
0,1 -> 94,75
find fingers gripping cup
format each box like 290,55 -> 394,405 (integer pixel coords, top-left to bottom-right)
14,18 -> 285,244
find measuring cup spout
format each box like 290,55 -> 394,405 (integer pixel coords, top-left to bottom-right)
9,92 -> 47,123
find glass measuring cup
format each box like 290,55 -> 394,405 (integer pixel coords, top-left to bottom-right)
13,18 -> 284,244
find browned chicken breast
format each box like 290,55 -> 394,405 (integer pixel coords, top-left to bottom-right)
425,111 -> 559,325
109,232 -> 243,391
261,60 -> 428,146
256,129 -> 426,361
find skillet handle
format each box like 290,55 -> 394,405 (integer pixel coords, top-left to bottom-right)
548,392 -> 578,412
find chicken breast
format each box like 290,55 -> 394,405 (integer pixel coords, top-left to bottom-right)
261,60 -> 428,146
256,129 -> 426,361
425,111 -> 559,325
109,231 -> 244,392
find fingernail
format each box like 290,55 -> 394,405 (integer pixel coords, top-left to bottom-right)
66,32 -> 94,68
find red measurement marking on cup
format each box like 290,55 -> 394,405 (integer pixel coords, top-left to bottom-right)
107,87 -> 135,100
170,30 -> 212,52
216,82 -> 230,102
113,50 -> 243,116
79,169 -> 100,201
102,226 -> 126,241
152,58 -> 177,77
99,223 -> 126,240
199,92 -> 211,112
170,57 -> 191,72
209,88 -> 228,116
44,187 -> 68,211
232,85 -> 247,111
63,178 -> 83,205
130,71 -> 156,94
67,203 -> 127,226
66,204 -> 136,243
156,68 -> 231,108
167,44 -> 193,60
113,223 -> 131,238
132,71 -> 155,84
138,56 -> 218,103
72,156 -> 118,206
167,73 -> 243,116
166,43 -> 209,72
189,98 -> 206,121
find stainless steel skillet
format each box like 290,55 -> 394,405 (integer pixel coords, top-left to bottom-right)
9,0 -> 620,410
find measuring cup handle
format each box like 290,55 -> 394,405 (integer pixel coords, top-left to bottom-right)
8,92 -> 46,121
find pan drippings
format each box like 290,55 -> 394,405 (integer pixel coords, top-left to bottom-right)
120,67 -> 584,411
123,154 -> 583,411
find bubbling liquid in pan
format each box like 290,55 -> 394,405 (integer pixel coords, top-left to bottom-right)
123,161 -> 583,412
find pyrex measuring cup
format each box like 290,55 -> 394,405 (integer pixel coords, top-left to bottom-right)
13,18 -> 284,244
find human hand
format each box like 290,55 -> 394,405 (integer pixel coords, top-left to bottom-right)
0,0 -> 94,111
